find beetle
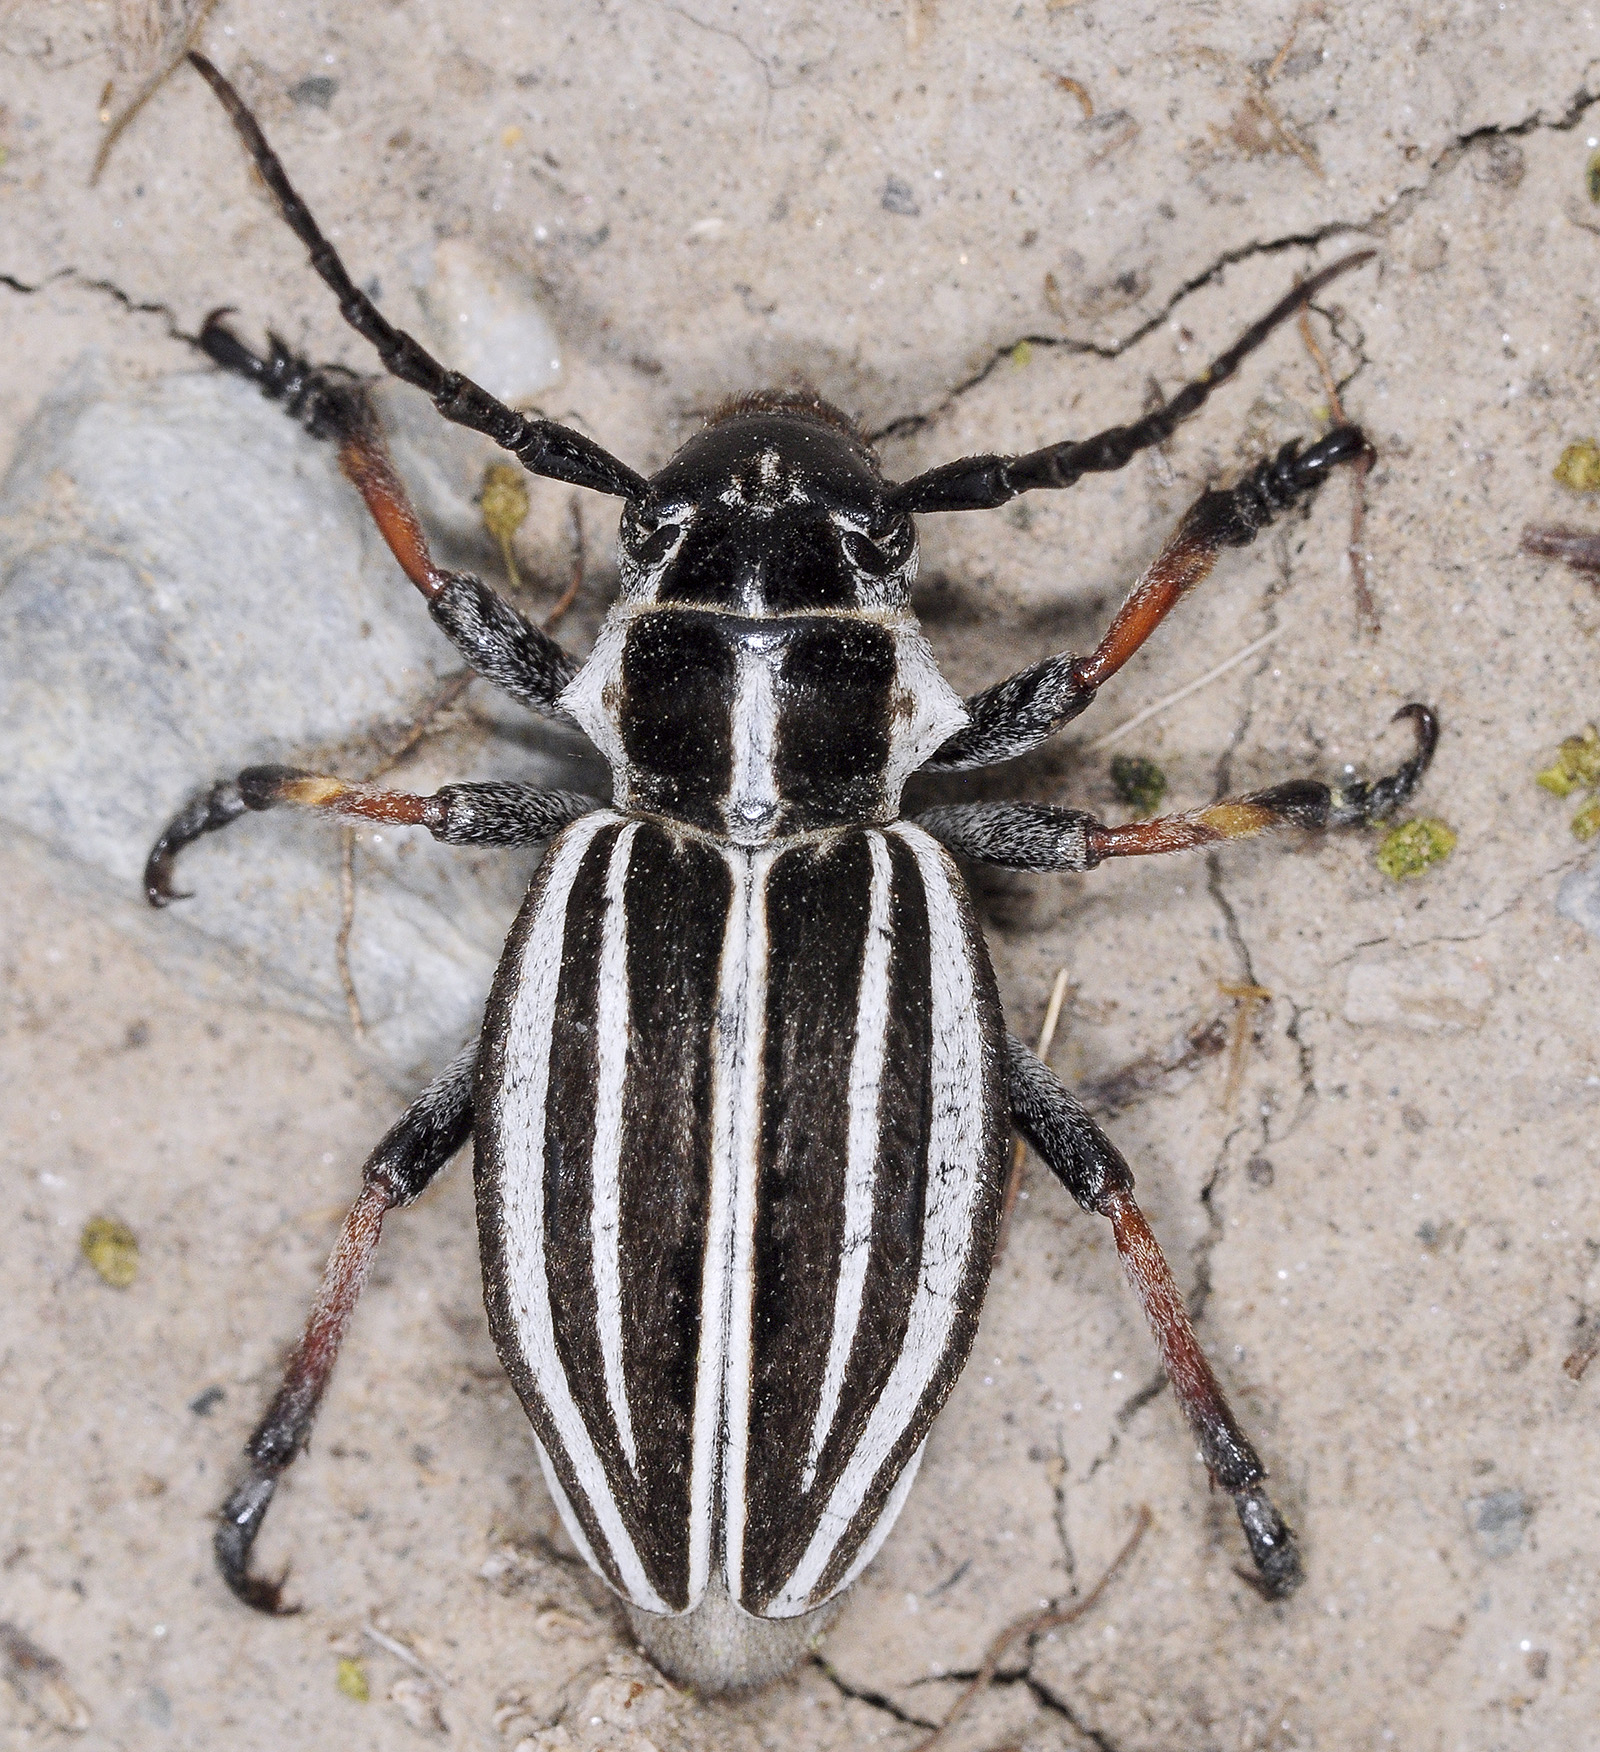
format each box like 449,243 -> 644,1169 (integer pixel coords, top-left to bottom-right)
144,53 -> 1438,1692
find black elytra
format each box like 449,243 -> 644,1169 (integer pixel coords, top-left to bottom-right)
154,51 -> 1440,1693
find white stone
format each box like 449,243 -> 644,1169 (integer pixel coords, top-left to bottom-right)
416,237 -> 562,405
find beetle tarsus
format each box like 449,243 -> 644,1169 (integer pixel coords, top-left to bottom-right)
1233,1487 -> 1303,1599
1328,702 -> 1439,826
144,779 -> 248,905
215,1468 -> 299,1614
197,309 -> 374,445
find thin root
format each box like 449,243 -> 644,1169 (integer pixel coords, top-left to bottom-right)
332,668 -> 475,1035
907,1506 -> 1153,1752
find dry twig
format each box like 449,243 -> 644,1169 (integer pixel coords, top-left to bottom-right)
1298,304 -> 1378,635
994,967 -> 1071,1263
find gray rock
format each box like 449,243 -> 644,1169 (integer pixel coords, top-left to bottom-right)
0,357 -> 604,1081
1464,1488 -> 1532,1559
1556,852 -> 1600,941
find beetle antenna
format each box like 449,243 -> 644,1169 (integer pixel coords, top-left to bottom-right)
186,53 -> 646,502
888,250 -> 1376,514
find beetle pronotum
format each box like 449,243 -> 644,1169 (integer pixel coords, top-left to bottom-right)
146,53 -> 1438,1692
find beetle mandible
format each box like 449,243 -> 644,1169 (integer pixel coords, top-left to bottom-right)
145,53 -> 1439,1692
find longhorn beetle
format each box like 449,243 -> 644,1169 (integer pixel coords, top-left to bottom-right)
145,52 -> 1438,1692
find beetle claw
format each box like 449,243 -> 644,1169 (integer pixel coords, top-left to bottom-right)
1233,1486 -> 1303,1599
216,1468 -> 301,1615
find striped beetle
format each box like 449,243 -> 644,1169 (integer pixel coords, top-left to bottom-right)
147,54 -> 1438,1692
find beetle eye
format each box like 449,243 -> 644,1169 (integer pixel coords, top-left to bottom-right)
841,528 -> 908,576
633,522 -> 682,567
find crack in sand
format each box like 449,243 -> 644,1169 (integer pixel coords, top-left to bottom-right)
869,73 -> 1600,450
811,1657 -> 940,1732
0,265 -> 193,343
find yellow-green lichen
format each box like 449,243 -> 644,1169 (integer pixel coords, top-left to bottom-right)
480,463 -> 530,588
1109,753 -> 1167,815
1588,146 -> 1600,203
1535,724 -> 1600,797
80,1215 -> 138,1288
1571,796 -> 1600,842
1010,340 -> 1034,369
1553,439 -> 1600,494
1375,818 -> 1457,881
336,1660 -> 370,1703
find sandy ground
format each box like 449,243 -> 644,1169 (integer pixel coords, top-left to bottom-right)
4,3 -> 1600,1749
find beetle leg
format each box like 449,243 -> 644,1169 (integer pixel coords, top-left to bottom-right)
217,1040 -> 476,1613
145,768 -> 600,905
186,55 -> 645,502
925,427 -> 1371,771
917,704 -> 1437,871
193,313 -> 582,717
1004,1035 -> 1302,1598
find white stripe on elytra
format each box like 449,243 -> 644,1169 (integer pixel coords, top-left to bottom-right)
689,845 -> 755,1602
768,823 -> 985,1616
829,1438 -> 927,1599
801,830 -> 893,1492
496,810 -> 669,1613
591,821 -> 641,1474
724,645 -> 781,845
531,1434 -> 602,1575
718,845 -> 773,1603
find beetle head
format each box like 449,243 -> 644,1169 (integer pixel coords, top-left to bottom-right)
619,392 -> 917,613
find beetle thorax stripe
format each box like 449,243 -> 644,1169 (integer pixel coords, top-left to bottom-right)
725,647 -> 781,844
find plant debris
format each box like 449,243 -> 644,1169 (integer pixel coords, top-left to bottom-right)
1520,524 -> 1600,575
1110,752 -> 1167,814
907,1508 -> 1152,1752
1,1621 -> 90,1734
1535,725 -> 1600,839
1535,725 -> 1600,796
79,1215 -> 138,1288
1553,439 -> 1600,494
1375,819 -> 1457,881
480,462 -> 531,590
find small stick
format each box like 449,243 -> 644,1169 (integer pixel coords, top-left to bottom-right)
994,967 -> 1071,1263
1522,524 -> 1600,576
89,0 -> 220,186
1089,627 -> 1283,752
542,497 -> 585,631
907,1506 -> 1153,1752
1218,981 -> 1272,1115
335,828 -> 363,1036
1053,74 -> 1094,119
362,1622 -> 448,1687
333,668 -> 475,1034
1298,305 -> 1378,635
